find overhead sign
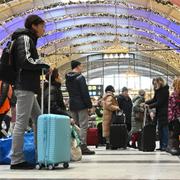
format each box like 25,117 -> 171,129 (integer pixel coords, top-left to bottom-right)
61,85 -> 104,97
88,85 -> 103,97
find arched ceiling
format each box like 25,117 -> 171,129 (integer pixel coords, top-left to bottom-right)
0,0 -> 179,76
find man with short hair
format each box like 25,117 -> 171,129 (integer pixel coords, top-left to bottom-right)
10,15 -> 50,169
117,87 -> 133,132
66,60 -> 95,155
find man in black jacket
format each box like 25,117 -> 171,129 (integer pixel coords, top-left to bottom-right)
66,60 -> 95,155
10,15 -> 50,169
117,87 -> 133,132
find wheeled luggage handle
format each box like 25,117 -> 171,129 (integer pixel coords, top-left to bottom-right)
41,69 -> 51,114
143,106 -> 149,128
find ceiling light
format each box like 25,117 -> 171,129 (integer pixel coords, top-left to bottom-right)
125,53 -> 130,58
120,54 -> 124,58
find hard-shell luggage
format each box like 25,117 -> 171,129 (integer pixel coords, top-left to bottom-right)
110,124 -> 128,149
138,107 -> 156,152
87,128 -> 99,148
36,70 -> 71,170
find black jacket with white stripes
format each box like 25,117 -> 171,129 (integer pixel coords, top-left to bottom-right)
11,28 -> 49,94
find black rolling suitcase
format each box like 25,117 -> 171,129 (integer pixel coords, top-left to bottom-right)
110,111 -> 128,149
138,107 -> 156,152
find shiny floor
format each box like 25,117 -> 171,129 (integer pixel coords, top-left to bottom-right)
0,147 -> 180,180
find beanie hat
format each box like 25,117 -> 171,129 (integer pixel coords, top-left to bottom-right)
71,60 -> 81,70
105,85 -> 115,93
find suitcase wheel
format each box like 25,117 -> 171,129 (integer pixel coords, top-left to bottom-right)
63,162 -> 69,169
36,164 -> 42,170
96,145 -> 98,148
48,164 -> 54,170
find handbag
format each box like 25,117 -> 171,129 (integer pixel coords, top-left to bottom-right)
112,110 -> 126,124
71,125 -> 82,161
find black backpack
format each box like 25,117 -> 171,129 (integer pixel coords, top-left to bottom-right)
0,41 -> 16,85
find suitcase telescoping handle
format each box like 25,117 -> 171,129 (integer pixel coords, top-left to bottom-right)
41,69 -> 51,114
143,106 -> 148,128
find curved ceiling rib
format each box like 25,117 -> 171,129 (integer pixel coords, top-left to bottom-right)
0,0 -> 179,22
0,4 -> 180,46
0,4 -> 179,38
1,16 -> 179,52
40,34 -> 166,55
36,24 -> 179,51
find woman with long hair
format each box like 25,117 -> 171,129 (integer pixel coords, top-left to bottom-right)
146,77 -> 169,151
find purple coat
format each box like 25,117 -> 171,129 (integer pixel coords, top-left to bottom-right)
168,91 -> 180,122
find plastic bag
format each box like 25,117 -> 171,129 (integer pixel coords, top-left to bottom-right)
0,132 -> 35,165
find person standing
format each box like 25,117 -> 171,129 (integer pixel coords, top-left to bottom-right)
130,90 -> 146,148
65,60 -> 95,155
145,77 -> 169,151
167,77 -> 180,155
102,85 -> 120,149
10,15 -> 50,169
117,87 -> 133,132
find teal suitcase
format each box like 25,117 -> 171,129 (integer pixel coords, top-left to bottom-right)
36,114 -> 71,170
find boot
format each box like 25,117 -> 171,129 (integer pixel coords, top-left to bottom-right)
80,144 -> 95,155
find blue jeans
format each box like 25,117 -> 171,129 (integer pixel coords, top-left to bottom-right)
158,125 -> 169,149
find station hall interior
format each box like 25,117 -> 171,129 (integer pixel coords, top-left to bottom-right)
0,0 -> 180,179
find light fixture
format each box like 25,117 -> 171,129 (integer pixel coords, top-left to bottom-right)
109,54 -> 114,59
114,54 -> 119,58
120,54 -> 124,58
104,54 -> 108,59
125,53 -> 130,58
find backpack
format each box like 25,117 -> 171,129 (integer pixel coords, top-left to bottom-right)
0,41 -> 16,85
0,81 -> 12,114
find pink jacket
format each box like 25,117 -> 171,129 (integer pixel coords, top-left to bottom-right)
168,91 -> 180,122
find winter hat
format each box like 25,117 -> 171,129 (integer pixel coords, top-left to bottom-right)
122,87 -> 128,92
71,60 -> 81,70
105,85 -> 115,93
46,68 -> 59,83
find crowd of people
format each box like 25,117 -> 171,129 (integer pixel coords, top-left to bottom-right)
0,14 -> 179,170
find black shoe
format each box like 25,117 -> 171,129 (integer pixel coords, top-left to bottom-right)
168,148 -> 180,155
156,148 -> 162,151
81,145 -> 95,155
106,143 -> 111,150
111,147 -> 118,150
10,162 -> 35,170
131,143 -> 137,149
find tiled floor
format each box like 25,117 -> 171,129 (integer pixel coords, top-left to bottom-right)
0,147 -> 180,180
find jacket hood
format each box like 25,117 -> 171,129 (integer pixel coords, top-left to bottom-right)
65,72 -> 81,81
157,84 -> 169,92
12,28 -> 38,44
132,95 -> 144,103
